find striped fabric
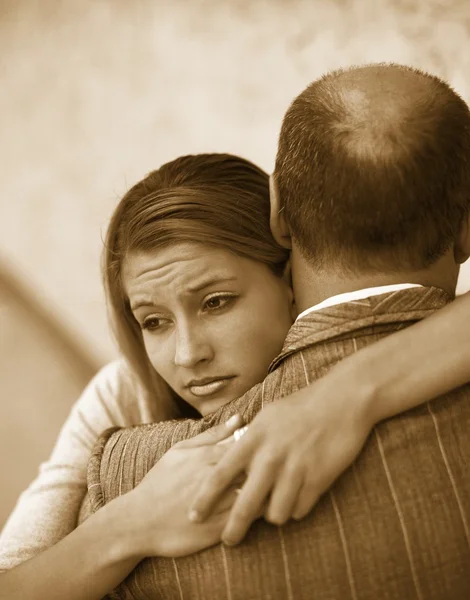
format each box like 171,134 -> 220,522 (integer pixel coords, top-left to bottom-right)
84,287 -> 470,599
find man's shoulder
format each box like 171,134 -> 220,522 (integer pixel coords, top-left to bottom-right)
271,286 -> 451,374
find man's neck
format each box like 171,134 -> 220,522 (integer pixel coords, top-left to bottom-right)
290,246 -> 459,314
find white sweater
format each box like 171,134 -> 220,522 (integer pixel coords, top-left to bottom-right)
0,360 -> 158,570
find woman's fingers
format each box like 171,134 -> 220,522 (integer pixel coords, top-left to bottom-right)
265,465 -> 304,525
291,478 -> 321,520
211,484 -> 244,515
189,437 -> 253,522
217,424 -> 249,445
221,456 -> 279,545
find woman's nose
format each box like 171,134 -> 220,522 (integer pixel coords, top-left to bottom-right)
174,325 -> 213,368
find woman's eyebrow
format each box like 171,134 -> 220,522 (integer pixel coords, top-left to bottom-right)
130,299 -> 155,311
187,276 -> 238,293
130,277 -> 238,310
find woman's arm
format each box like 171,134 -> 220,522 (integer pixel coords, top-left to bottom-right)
189,292 -> 470,545
0,417 -> 243,600
0,495 -> 141,600
0,360 -> 143,571
362,290 -> 470,424
0,360 -> 153,596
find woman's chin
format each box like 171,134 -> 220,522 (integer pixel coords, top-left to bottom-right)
179,376 -> 246,417
195,394 -> 241,417
191,386 -> 254,417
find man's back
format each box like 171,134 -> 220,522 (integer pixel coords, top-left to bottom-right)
88,287 -> 470,600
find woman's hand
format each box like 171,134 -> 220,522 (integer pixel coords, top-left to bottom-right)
188,291 -> 470,545
125,414 -> 246,558
0,416 -> 246,600
188,375 -> 374,546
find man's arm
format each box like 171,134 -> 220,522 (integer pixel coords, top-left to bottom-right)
88,292 -> 470,546
85,373 -> 279,509
0,418 -> 244,600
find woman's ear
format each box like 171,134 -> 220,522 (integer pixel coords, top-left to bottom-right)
454,214 -> 470,264
269,174 -> 292,249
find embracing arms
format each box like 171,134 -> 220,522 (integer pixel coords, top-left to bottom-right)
0,417 -> 243,600
84,293 -> 470,548
191,291 -> 470,543
0,355 -> 244,600
5,289 -> 467,599
0,494 -> 141,600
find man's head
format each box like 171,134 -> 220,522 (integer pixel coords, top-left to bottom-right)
271,64 -> 470,300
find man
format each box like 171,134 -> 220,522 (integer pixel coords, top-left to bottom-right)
86,64 -> 470,598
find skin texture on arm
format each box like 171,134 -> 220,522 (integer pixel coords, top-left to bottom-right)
363,290 -> 470,423
190,291 -> 470,544
0,495 -> 142,600
0,417 -> 244,600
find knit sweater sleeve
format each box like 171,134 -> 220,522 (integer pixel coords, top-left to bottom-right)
0,359 -> 151,570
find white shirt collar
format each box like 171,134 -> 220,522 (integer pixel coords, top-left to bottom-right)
296,283 -> 422,322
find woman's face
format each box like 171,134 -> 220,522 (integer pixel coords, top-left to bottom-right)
123,242 -> 294,416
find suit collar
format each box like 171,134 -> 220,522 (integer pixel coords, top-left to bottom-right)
295,283 -> 422,321
269,286 -> 451,372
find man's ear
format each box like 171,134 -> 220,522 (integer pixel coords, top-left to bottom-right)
454,213 -> 470,264
269,174 -> 292,249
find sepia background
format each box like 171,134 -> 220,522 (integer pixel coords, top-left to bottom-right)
1,0 -> 469,525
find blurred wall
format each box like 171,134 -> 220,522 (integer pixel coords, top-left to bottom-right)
1,0 -> 470,521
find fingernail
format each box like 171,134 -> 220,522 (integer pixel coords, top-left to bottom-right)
222,537 -> 238,546
188,510 -> 201,522
225,415 -> 239,428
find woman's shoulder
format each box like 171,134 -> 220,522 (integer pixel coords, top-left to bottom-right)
87,357 -> 136,392
73,358 -> 155,428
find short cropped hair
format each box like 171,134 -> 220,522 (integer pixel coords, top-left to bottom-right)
274,63 -> 470,271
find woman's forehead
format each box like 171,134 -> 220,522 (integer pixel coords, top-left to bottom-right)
123,242 -> 241,277
122,243 -> 249,303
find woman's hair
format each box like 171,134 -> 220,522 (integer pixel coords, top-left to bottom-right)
103,153 -> 290,419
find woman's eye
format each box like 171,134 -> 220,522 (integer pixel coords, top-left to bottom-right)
203,294 -> 236,311
141,317 -> 163,331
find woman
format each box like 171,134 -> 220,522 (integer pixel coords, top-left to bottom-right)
1,153 -> 469,600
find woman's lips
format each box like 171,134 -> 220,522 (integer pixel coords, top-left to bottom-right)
189,377 -> 235,397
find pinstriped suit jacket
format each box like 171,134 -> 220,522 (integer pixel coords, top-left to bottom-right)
86,287 -> 470,600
